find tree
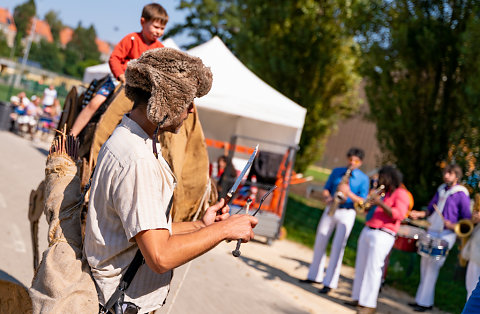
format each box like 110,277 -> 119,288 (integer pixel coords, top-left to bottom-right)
29,39 -> 63,72
12,0 -> 36,56
165,0 -> 242,49
44,10 -> 63,43
234,1 -> 361,171
64,23 -> 101,78
352,0 -> 480,204
0,31 -> 11,57
167,0 -> 362,171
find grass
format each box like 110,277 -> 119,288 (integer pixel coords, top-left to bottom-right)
304,165 -> 331,183
0,83 -> 66,106
283,192 -> 466,314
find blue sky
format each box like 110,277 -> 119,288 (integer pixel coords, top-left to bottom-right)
3,0 -> 191,46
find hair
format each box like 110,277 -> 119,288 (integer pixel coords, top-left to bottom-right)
443,163 -> 463,181
379,165 -> 403,191
346,147 -> 365,161
131,87 -> 151,111
142,3 -> 169,25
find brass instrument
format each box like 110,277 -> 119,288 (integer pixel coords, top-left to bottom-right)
455,219 -> 474,239
455,193 -> 480,267
328,168 -> 352,216
355,185 -> 385,214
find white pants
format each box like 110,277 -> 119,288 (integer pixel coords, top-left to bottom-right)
307,207 -> 356,288
466,261 -> 480,300
351,227 -> 395,308
415,230 -> 456,307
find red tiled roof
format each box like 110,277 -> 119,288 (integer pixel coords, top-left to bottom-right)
0,7 -> 17,32
59,27 -> 73,46
33,19 -> 53,42
95,38 -> 111,55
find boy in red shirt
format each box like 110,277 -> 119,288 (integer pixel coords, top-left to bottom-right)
70,3 -> 168,137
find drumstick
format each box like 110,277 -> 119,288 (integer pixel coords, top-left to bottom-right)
432,204 -> 447,224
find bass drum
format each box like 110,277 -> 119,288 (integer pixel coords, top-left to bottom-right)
394,225 -> 426,252
417,233 -> 449,260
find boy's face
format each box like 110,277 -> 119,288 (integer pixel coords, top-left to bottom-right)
141,18 -> 166,43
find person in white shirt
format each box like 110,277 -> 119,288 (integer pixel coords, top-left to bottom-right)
84,48 -> 258,313
41,85 -> 57,108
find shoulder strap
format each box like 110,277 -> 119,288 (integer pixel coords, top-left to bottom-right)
102,249 -> 144,312
101,194 -> 174,313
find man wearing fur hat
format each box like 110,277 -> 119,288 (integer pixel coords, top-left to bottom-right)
84,48 -> 258,313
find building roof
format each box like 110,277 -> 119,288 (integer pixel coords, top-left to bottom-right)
59,27 -> 73,46
28,18 -> 53,42
0,7 -> 17,32
95,38 -> 111,55
60,27 -> 110,55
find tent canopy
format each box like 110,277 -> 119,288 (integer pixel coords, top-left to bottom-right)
187,37 -> 306,154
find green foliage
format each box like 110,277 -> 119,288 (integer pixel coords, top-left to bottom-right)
351,0 -> 480,204
165,0 -> 242,49
66,23 -> 100,61
386,245 -> 466,314
234,1 -> 362,172
63,23 -> 101,78
13,0 -> 36,56
304,166 -> 331,183
44,10 -> 63,43
29,39 -> 63,72
168,0 -> 362,172
0,32 -> 11,57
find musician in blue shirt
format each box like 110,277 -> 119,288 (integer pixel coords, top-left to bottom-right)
299,147 -> 369,295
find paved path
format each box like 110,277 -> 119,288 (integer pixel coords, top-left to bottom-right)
0,131 -> 50,289
0,130 -> 452,314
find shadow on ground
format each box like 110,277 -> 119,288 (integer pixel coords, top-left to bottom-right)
0,269 -> 27,288
239,252 -> 425,314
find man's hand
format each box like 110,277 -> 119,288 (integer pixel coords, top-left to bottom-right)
223,214 -> 258,242
409,210 -> 426,220
322,190 -> 333,204
323,195 -> 333,204
337,182 -> 351,198
472,211 -> 480,224
202,199 -> 229,226
444,219 -> 455,231
369,193 -> 382,206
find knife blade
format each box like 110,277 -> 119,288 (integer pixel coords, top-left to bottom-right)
217,145 -> 259,214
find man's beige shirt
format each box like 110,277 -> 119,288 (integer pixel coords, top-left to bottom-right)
84,115 -> 176,312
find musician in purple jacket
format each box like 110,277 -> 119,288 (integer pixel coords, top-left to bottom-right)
408,164 -> 471,312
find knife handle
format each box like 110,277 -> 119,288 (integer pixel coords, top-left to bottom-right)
216,192 -> 233,215
232,239 -> 242,257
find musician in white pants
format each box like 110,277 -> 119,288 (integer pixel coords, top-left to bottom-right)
347,166 -> 409,314
409,164 -> 471,312
461,210 -> 480,300
300,148 -> 369,295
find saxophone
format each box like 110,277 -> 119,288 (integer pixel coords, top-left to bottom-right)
328,168 -> 352,216
354,185 -> 385,214
456,193 -> 480,267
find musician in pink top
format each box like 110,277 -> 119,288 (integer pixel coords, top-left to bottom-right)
347,166 -> 410,314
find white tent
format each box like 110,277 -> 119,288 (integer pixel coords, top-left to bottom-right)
187,36 -> 306,157
82,38 -> 181,83
82,62 -> 111,84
